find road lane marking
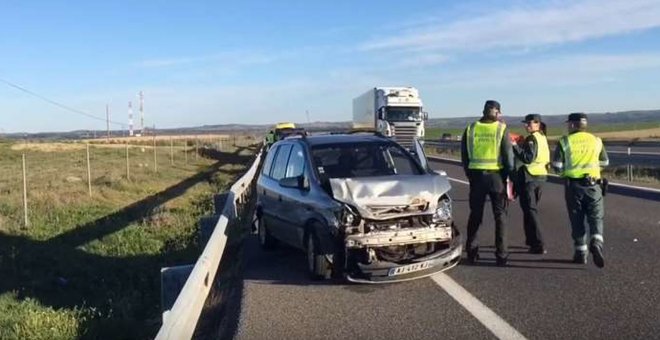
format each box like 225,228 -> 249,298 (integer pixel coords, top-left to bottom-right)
431,273 -> 528,340
448,177 -> 469,185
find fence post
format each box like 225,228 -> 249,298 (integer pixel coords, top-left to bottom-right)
153,135 -> 158,173
22,153 -> 29,228
184,140 -> 188,164
170,137 -> 174,166
195,137 -> 198,161
627,147 -> 632,182
86,143 -> 92,197
126,144 -> 130,181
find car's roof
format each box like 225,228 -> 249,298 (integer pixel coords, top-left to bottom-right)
296,133 -> 394,147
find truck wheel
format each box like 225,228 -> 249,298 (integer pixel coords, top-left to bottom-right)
257,215 -> 277,250
306,229 -> 331,280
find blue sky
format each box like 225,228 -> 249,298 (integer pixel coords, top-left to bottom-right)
2,0 -> 660,133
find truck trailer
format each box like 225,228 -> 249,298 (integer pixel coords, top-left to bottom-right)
352,87 -> 427,148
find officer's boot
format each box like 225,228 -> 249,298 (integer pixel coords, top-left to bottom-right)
589,239 -> 605,268
573,251 -> 587,264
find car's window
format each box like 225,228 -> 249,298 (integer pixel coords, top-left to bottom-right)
285,144 -> 305,178
262,145 -> 278,176
270,144 -> 292,180
311,142 -> 422,178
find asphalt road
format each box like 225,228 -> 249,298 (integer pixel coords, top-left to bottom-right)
231,160 -> 660,340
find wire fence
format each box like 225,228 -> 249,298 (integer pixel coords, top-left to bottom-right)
0,135 -> 259,228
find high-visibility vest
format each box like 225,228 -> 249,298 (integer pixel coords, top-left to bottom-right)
525,132 -> 549,176
466,121 -> 505,170
559,132 -> 603,179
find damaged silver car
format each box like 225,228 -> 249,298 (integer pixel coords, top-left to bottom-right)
255,133 -> 461,283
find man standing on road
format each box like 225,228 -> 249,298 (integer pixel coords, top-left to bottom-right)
552,113 -> 609,268
513,114 -> 550,254
461,100 -> 515,266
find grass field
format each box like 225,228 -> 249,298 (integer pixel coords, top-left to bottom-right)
426,122 -> 660,141
0,138 -> 258,339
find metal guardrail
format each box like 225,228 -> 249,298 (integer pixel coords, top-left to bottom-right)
155,147 -> 264,340
426,155 -> 660,196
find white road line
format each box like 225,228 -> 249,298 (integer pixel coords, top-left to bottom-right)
448,177 -> 469,185
440,177 -> 528,339
431,273 -> 528,340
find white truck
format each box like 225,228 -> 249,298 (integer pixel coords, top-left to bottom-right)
352,87 -> 427,149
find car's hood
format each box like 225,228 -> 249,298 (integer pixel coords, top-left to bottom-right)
329,175 -> 451,220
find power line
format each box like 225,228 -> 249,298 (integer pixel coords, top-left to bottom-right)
0,76 -> 127,127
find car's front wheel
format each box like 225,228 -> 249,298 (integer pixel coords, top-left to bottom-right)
257,214 -> 277,250
306,229 -> 332,280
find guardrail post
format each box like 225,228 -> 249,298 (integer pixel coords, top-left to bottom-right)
160,265 -> 194,319
22,153 -> 29,228
199,215 -> 221,247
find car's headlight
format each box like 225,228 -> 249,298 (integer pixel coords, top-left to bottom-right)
432,196 -> 452,223
340,205 -> 360,226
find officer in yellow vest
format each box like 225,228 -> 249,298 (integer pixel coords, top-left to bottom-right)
461,100 -> 515,266
552,113 -> 609,268
265,130 -> 275,150
513,114 -> 550,254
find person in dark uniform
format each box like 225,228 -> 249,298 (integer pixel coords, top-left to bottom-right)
461,100 -> 515,266
552,113 -> 609,268
513,114 -> 550,254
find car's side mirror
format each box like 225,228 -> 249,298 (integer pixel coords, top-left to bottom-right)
423,111 -> 428,120
279,176 -> 309,190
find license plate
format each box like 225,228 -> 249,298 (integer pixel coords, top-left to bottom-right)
388,261 -> 431,276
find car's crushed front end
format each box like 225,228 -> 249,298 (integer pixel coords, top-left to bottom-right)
329,174 -> 462,283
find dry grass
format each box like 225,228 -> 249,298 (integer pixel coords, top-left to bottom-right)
593,127 -> 660,140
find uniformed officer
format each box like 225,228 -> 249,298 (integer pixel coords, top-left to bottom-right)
461,100 -> 515,266
552,113 -> 609,268
265,130 -> 275,149
513,113 -> 550,254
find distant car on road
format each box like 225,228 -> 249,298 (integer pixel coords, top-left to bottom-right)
254,132 -> 461,283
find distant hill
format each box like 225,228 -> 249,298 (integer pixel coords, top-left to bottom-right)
2,109 -> 658,140
426,110 -> 660,129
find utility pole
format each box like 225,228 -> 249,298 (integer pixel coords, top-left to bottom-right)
128,101 -> 134,137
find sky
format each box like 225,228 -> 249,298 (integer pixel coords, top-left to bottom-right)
1,0 -> 660,133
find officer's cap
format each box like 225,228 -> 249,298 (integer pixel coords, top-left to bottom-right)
566,112 -> 588,122
521,113 -> 542,123
484,100 -> 501,111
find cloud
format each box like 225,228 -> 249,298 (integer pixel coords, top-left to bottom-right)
361,0 -> 660,52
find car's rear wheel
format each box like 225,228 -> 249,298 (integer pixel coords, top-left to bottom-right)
306,229 -> 331,280
257,214 -> 277,250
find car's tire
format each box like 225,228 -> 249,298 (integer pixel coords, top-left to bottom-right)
257,215 -> 277,250
306,229 -> 332,280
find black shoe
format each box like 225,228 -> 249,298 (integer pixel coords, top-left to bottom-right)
573,251 -> 587,264
495,257 -> 508,266
528,246 -> 547,254
589,241 -> 605,268
467,248 -> 479,264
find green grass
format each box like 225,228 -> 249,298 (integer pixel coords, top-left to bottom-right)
0,140 -> 256,339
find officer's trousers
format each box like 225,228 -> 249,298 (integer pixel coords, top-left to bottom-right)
564,180 -> 604,252
466,171 -> 509,259
517,179 -> 544,248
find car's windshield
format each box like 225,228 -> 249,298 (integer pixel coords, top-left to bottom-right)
385,107 -> 421,121
311,142 -> 422,178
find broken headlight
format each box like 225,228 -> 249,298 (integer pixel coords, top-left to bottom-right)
432,196 -> 452,223
341,204 -> 360,226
